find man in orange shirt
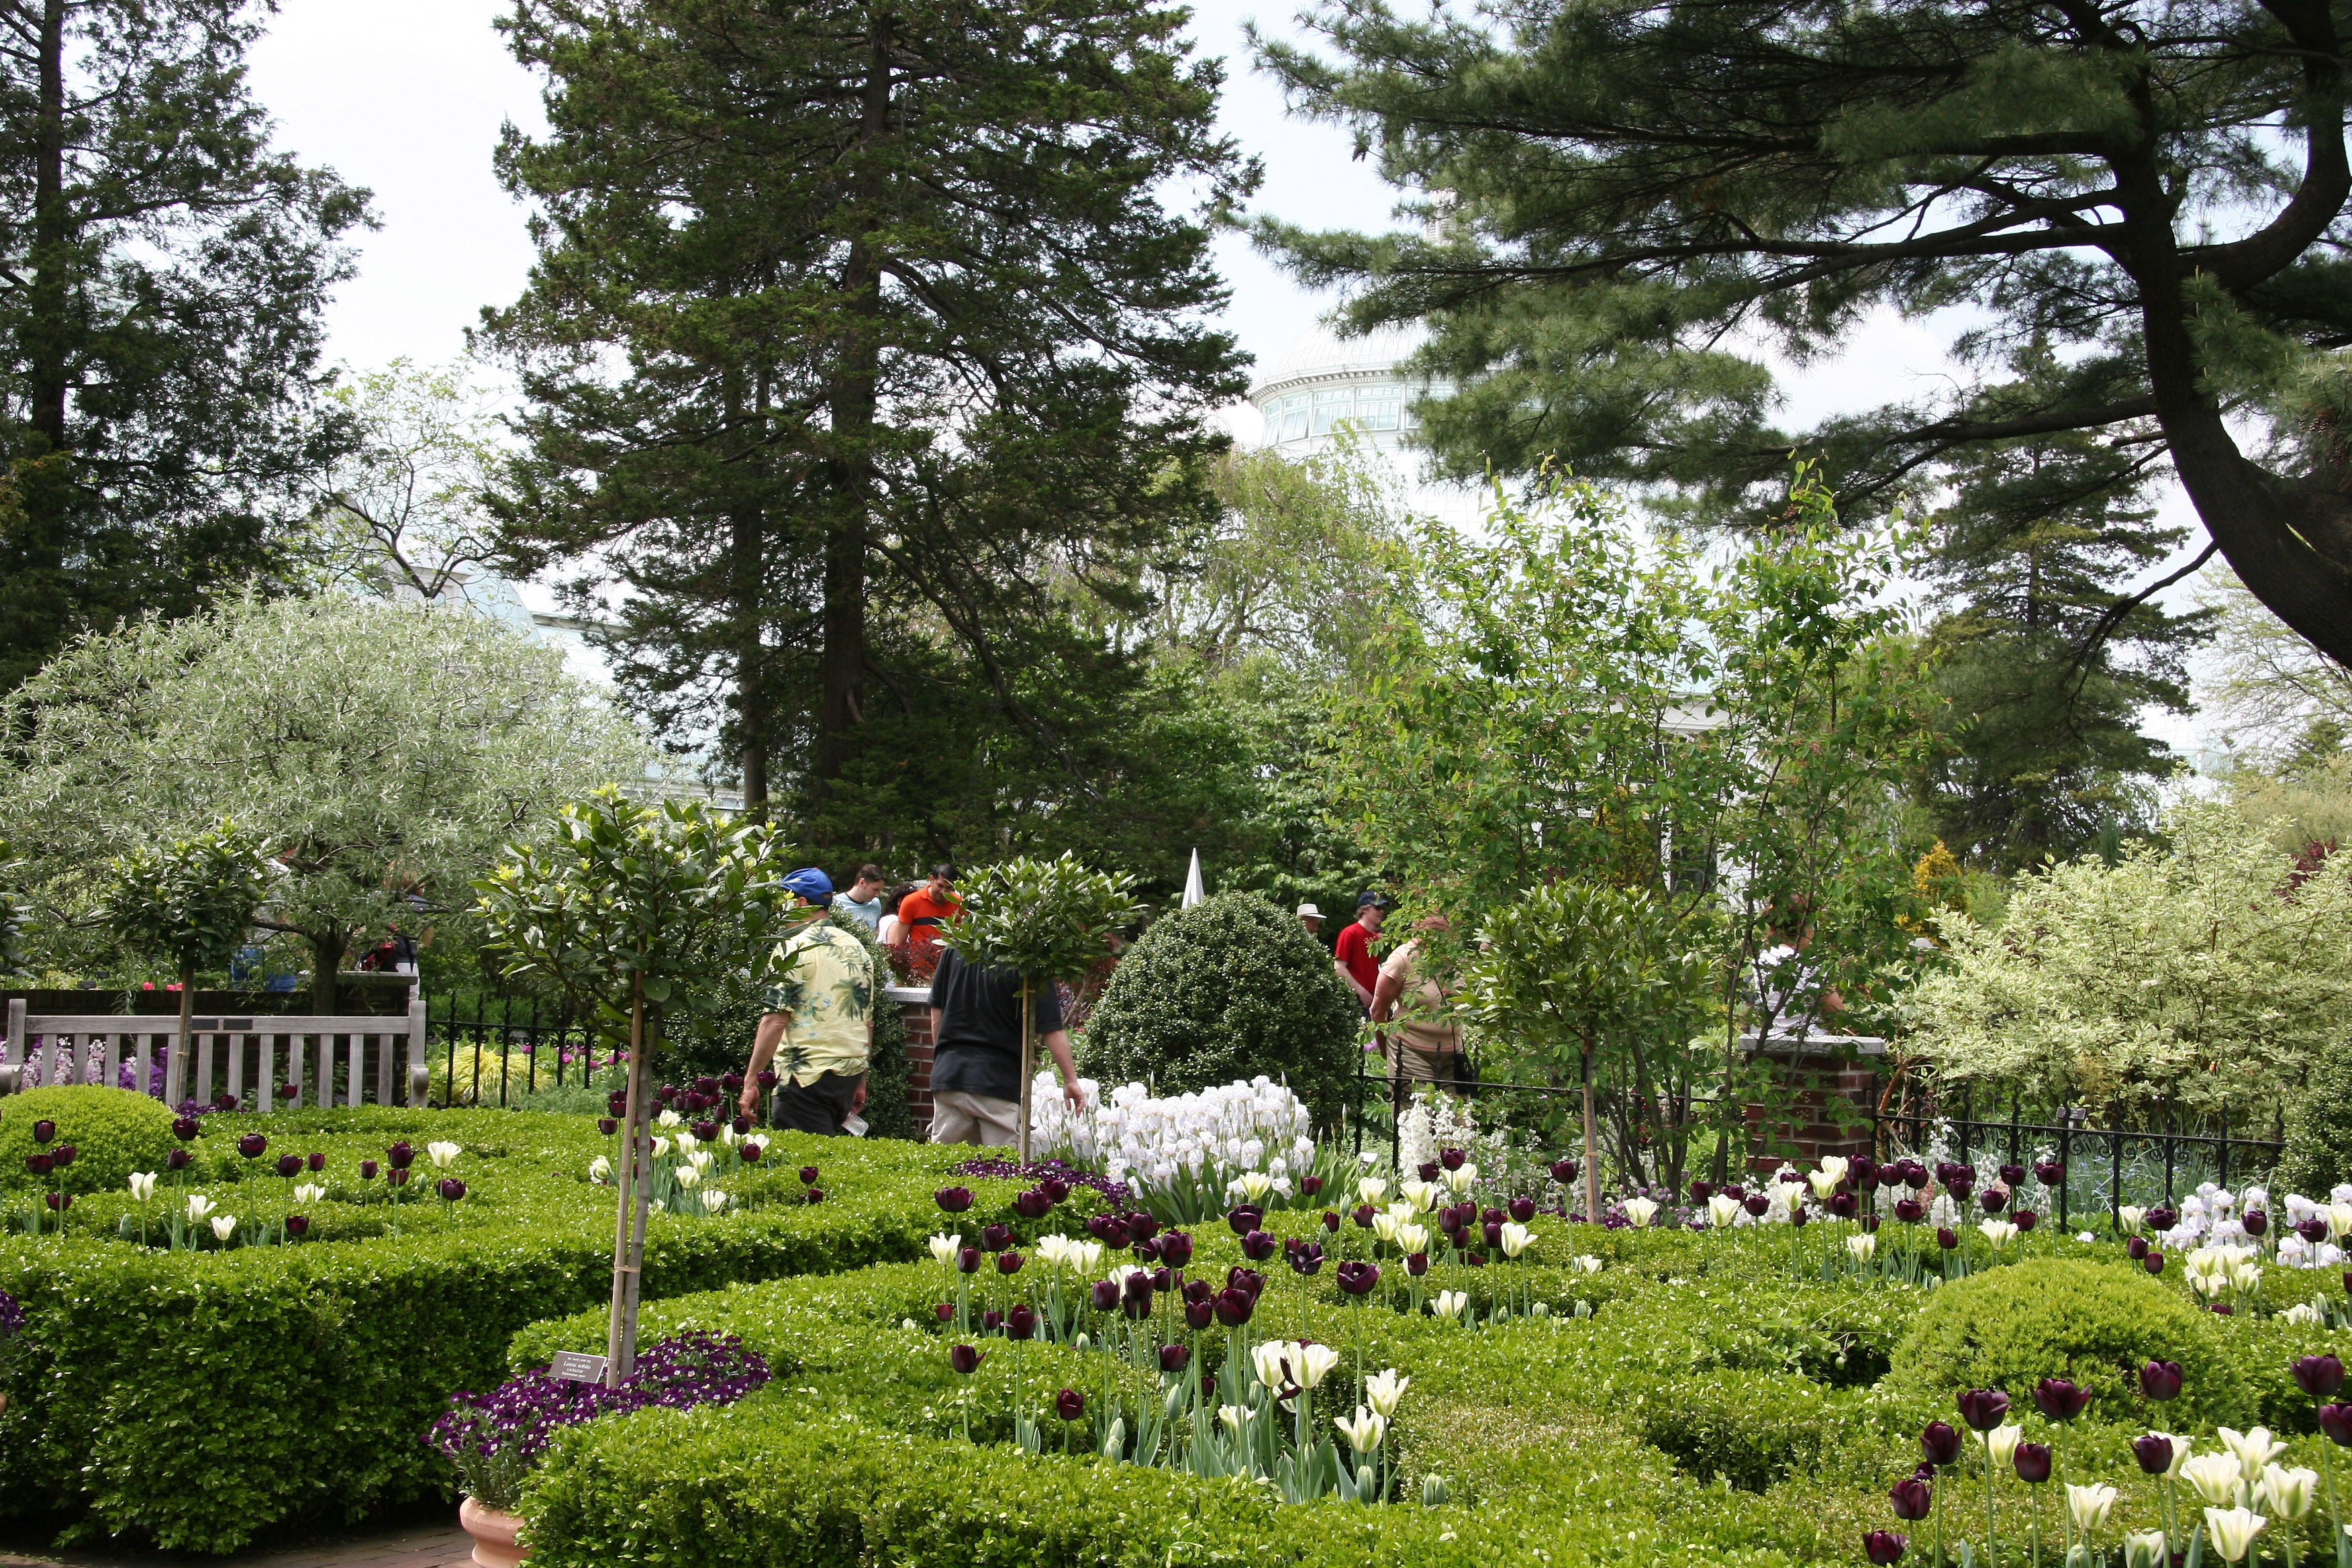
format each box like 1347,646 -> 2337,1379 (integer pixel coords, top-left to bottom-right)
895,863 -> 962,970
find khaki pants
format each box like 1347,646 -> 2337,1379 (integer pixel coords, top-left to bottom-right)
929,1089 -> 1020,1148
1383,1040 -> 1464,1087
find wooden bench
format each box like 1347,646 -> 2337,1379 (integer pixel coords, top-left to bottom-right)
0,999 -> 430,1109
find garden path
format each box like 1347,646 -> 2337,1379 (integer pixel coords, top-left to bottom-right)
0,1517 -> 473,1568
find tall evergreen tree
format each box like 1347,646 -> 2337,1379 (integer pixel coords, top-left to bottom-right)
1254,0 -> 2352,667
0,0 -> 371,688
482,0 -> 1254,818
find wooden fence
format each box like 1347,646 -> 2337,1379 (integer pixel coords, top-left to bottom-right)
0,999 -> 430,1110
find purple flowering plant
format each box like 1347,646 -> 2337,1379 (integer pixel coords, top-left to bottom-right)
948,1156 -> 1132,1208
0,1287 -> 23,1385
424,1330 -> 769,1510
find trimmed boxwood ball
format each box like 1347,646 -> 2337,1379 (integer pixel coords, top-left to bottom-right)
2275,1032 -> 2352,1197
1885,1255 -> 2251,1428
1078,891 -> 1361,1126
0,1083 -> 179,1194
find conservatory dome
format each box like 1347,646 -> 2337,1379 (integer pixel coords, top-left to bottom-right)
1246,322 -> 1452,458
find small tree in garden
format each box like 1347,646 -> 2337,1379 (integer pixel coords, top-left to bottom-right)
1461,880 -> 1708,1222
475,790 -> 794,1384
96,821 -> 274,1104
0,838 -> 28,979
935,853 -> 1144,1159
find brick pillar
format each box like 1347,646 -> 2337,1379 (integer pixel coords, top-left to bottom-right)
1741,1036 -> 1883,1175
891,986 -> 935,1138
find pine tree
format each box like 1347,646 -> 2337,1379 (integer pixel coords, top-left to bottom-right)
481,0 -> 1253,815
1254,0 -> 2352,667
0,0 -> 371,688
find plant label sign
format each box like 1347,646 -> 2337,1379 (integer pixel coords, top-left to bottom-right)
550,1351 -> 608,1383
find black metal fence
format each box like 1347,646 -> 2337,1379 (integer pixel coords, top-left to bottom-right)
425,993 -> 607,1108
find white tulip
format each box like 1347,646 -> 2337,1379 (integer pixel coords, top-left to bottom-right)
2326,1202 -> 2352,1241
675,1165 -> 701,1190
1808,1171 -> 1840,1203
1432,1290 -> 1469,1322
2226,1261 -> 2261,1292
589,1155 -> 611,1183
1364,1368 -> 1410,1418
1357,1177 -> 1388,1206
1034,1234 -> 1071,1269
2218,1428 -> 2288,1484
2182,1453 -> 2247,1508
1250,1339 -> 1340,1391
1400,1179 -> 1440,1213
1232,1170 -> 1273,1202
1443,1163 -> 1478,1194
1622,1197 -> 1659,1228
1070,1240 -> 1103,1275
1498,1222 -> 1534,1259
2280,1303 -> 2322,1325
294,1183 -> 324,1206
2118,1205 -> 2147,1234
426,1140 -> 462,1169
650,1136 -> 671,1159
209,1214 -> 237,1241
688,1149 -> 712,1175
1573,1255 -> 1604,1275
1371,1212 -> 1400,1245
2065,1483 -> 2116,1533
700,1189 -> 730,1214
1847,1232 -> 1877,1265
2122,1531 -> 2168,1568
1708,1193 -> 1742,1228
1979,1219 -> 2018,1248
930,1233 -> 962,1267
1395,1223 -> 1430,1255
673,1130 -> 700,1155
656,1108 -> 683,1128
187,1193 -> 217,1223
1334,1406 -> 1387,1453
2254,1465 -> 2316,1522
2200,1508 -> 2267,1565
1983,1424 -> 2024,1469
128,1172 -> 157,1202
1218,1405 -> 1251,1436
1816,1156 -> 1849,1186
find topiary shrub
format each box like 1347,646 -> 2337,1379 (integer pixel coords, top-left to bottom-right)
1885,1256 -> 2249,1428
0,1084 -> 179,1194
1077,892 -> 1361,1126
2275,1034 -> 2352,1197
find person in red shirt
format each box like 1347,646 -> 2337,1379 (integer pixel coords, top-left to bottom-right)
1333,891 -> 1389,1010
895,863 -> 963,972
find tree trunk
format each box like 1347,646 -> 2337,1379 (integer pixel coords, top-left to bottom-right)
730,495 -> 769,813
1580,1040 -> 1599,1224
309,930 -> 348,1015
6,0 -> 75,642
605,972 -> 648,1387
1017,977 -> 1034,1161
169,963 -> 194,1106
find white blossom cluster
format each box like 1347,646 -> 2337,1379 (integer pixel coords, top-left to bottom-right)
1030,1073 -> 1316,1200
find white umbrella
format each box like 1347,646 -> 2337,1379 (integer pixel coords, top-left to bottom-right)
1181,848 -> 1205,908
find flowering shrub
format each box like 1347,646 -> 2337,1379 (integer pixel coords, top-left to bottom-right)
1028,1075 -> 1344,1223
426,1331 -> 769,1510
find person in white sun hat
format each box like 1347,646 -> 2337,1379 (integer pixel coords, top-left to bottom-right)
1295,902 -> 1324,940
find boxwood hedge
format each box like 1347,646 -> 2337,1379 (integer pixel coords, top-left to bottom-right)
501,1222 -> 2349,1568
0,1104 -> 1071,1553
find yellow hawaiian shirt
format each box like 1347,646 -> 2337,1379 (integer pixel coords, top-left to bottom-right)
761,921 -> 877,1085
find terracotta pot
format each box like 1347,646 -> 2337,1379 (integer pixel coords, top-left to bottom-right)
458,1496 -> 529,1568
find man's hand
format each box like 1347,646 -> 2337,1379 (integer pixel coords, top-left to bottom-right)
738,1083 -> 761,1120
1061,1076 -> 1085,1111
851,1078 -> 868,1115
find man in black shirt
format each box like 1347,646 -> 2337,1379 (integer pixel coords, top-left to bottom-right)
927,946 -> 1085,1146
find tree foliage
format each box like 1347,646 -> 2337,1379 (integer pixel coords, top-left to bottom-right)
1254,0 -> 2352,669
0,594 -> 648,1008
96,818 -> 272,985
0,0 -> 372,689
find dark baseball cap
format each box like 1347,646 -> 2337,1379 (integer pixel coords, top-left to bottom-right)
1356,890 -> 1395,910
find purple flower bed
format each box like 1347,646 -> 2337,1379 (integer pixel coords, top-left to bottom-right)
425,1330 -> 769,1510
947,1155 -> 1130,1208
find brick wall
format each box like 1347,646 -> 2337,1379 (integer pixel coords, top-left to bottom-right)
889,987 -> 934,1138
1740,1036 -> 1883,1173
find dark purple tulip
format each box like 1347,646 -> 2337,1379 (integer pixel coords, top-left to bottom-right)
1090,1279 -> 1120,1312
1336,1260 -> 1380,1296
1287,1241 -> 1326,1276
23,1153 -> 52,1177
1241,1230 -> 1275,1261
2318,1404 -> 2352,1446
1937,1226 -> 1958,1250
2127,1235 -> 2150,1260
740,1144 -> 765,1164
1831,1192 -> 1859,1219
1150,1267 -> 1173,1292
387,1142 -> 414,1170
438,1178 -> 466,1201
1744,1194 -> 1769,1218
1226,1265 -> 1264,1298
1920,1421 -> 1963,1467
1321,1210 -> 1340,1232
173,1116 -> 199,1141
1483,1219 -> 1504,1248
2032,1378 -> 2090,1422
934,1302 -> 953,1322
1904,1163 -> 1929,1191
305,1150 -> 328,1173
1134,1237 -> 1162,1263
1850,1157 -> 1878,1189
1012,1189 -> 1052,1219
2014,1210 -> 2037,1231
1040,1177 -> 1069,1204
957,1246 -> 982,1274
935,1186 -> 972,1213
1159,1230 -> 1193,1269
1510,1196 -> 1536,1223
2243,1210 -> 2267,1236
2144,1251 -> 2165,1275
2145,1206 -> 2176,1231
285,1215 -> 310,1238
31,1119 -> 55,1145
237,1133 -> 267,1159
1780,1169 -> 1806,1185
1463,1251 -> 1487,1267
1894,1197 -> 1924,1224
1007,1305 -> 1037,1340
1980,1189 -> 2008,1214
1722,1185 -> 1745,1202
597,1118 -> 618,1135
45,1191 -> 69,1211
1055,1387 -> 1084,1420
2034,1159 -> 2063,1186
1213,1287 -> 1253,1327
387,1169 -> 410,1187
1184,1300 -> 1215,1330
358,1159 -> 377,1179
1550,1157 -> 1579,1184
1945,1175 -> 1974,1202
949,1344 -> 983,1375
2133,1432 -> 2179,1474
981,1223 -> 1012,1252
655,1083 -> 678,1104
729,1114 -> 752,1136
1890,1476 -> 1932,1519
1417,1161 -> 1440,1182
2013,1443 -> 2051,1484
800,1167 -> 820,1186
1690,1180 -> 1715,1203
997,1253 -> 1024,1276
1863,1532 -> 1908,1567
1863,1214 -> 1881,1232
1099,1219 -> 1132,1249
1440,1147 -> 1465,1171
2210,1302 -> 2234,1316
2292,1355 -> 2345,1398
1226,1205 -> 1263,1237
1183,1279 -> 1212,1305
981,1309 -> 1003,1331
2300,1218 -> 2329,1244
1353,1204 -> 1376,1229
1301,1175 -> 1324,1198
1790,1207 -> 1810,1229
756,1069 -> 779,1090
2139,1361 -> 2183,1401
214,1091 -> 237,1112
1122,1272 -> 1155,1314
1158,1343 -> 1190,1374
1957,1389 -> 2010,1430
608,1091 -> 630,1117
1126,1212 -> 1161,1242
1998,1163 -> 2026,1189
1406,1252 -> 1429,1276
167,1148 -> 193,1171
50,1144 -> 75,1167
276,1154 -> 302,1179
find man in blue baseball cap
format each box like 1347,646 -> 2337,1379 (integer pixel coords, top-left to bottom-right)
741,867 -> 879,1135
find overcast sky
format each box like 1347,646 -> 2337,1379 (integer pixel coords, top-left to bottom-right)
245,0 -> 2217,754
